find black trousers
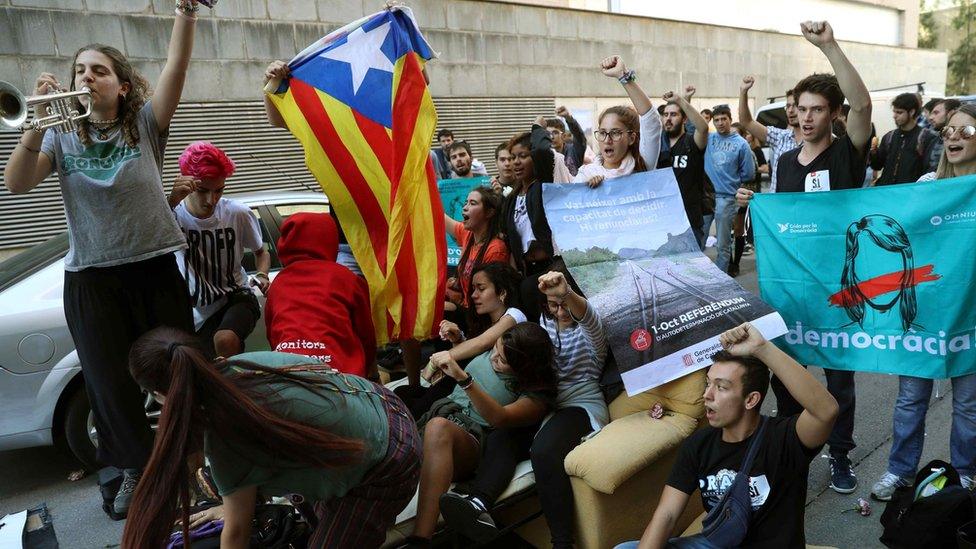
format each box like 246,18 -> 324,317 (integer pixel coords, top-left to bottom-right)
63,253 -> 192,469
461,407 -> 592,549
771,367 -> 856,455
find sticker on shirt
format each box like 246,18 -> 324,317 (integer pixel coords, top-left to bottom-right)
804,170 -> 830,193
700,469 -> 771,510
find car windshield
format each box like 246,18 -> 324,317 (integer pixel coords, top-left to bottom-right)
0,233 -> 69,293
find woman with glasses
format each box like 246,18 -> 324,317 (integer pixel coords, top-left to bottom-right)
403,323 -> 557,547
870,103 -> 976,501
573,55 -> 663,188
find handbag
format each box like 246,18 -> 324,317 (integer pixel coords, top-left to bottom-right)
669,416 -> 769,549
880,459 -> 976,549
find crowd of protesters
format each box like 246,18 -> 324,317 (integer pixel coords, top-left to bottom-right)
2,2 -> 975,547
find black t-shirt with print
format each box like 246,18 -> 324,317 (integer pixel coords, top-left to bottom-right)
776,134 -> 866,194
667,415 -> 821,549
669,132 -> 705,228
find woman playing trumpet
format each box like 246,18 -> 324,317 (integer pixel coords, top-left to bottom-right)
2,0 -> 202,515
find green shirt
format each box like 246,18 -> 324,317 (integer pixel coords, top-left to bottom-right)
204,351 -> 389,501
447,351 -> 522,427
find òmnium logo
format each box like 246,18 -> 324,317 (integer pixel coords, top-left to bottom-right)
777,222 -> 818,234
929,210 -> 976,226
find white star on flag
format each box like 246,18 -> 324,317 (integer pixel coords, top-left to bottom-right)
320,21 -> 395,95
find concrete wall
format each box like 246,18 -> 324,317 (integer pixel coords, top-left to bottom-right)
0,0 -> 947,105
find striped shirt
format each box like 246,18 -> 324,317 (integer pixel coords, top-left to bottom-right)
766,126 -> 802,193
541,301 -> 609,391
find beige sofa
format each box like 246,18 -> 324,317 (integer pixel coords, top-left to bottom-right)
383,369 -> 707,548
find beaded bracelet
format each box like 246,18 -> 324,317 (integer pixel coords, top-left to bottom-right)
175,0 -> 199,18
618,69 -> 637,85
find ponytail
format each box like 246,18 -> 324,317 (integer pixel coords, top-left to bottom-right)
122,328 -> 365,548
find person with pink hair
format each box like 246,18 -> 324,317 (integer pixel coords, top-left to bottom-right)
170,141 -> 270,357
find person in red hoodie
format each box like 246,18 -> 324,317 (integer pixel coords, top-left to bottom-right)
265,212 -> 377,379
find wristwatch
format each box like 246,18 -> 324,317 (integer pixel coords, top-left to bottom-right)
458,373 -> 475,390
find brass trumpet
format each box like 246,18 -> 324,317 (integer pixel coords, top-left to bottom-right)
0,80 -> 92,133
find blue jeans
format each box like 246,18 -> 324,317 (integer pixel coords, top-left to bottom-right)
888,374 -> 976,478
712,194 -> 737,273
700,214 -> 714,250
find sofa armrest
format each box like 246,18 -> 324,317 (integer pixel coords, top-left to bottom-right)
565,410 -> 698,495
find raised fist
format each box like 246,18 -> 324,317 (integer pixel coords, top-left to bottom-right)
601,55 -> 627,79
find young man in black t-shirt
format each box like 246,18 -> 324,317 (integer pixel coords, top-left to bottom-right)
622,323 -> 839,549
662,85 -> 709,247
735,20 -> 872,495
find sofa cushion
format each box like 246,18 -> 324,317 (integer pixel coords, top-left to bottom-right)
609,370 -> 706,420
565,409 -> 698,495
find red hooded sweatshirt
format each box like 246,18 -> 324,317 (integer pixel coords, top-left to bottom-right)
265,212 -> 375,377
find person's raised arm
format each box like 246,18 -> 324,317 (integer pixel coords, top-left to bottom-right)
601,55 -> 651,115
719,323 -> 839,450
557,106 -> 587,168
636,486 -> 691,549
666,87 -> 709,150
152,0 -> 199,131
537,271 -> 586,320
432,354 -> 549,428
530,116 -> 555,183
738,75 -> 768,143
3,74 -> 57,194
801,21 -> 872,153
263,60 -> 290,128
443,213 -> 460,238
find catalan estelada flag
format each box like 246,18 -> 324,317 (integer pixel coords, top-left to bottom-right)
267,6 -> 445,345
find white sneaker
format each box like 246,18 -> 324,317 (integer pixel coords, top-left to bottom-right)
871,472 -> 911,501
962,474 -> 974,490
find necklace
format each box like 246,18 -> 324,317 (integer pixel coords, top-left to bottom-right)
90,119 -> 120,140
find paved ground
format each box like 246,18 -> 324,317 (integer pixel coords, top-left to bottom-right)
0,251 -> 956,549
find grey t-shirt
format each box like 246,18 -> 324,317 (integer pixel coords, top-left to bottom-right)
41,101 -> 186,271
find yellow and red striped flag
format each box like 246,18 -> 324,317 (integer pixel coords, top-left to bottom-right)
267,6 -> 445,345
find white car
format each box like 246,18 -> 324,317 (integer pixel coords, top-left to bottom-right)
0,191 -> 329,469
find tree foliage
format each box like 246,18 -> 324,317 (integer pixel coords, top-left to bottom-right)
918,2 -> 938,50
948,0 -> 976,94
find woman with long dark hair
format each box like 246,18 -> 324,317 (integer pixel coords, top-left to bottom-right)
443,186 -> 508,312
871,105 -> 976,500
404,323 -> 557,547
2,2 -> 201,514
120,327 -> 420,549
399,262 -> 526,417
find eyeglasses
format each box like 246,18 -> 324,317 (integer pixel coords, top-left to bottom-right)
593,129 -> 635,142
941,125 -> 976,140
547,129 -> 564,137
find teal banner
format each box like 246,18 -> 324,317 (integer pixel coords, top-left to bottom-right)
437,177 -> 490,267
751,175 -> 976,379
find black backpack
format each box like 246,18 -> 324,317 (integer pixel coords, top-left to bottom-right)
880,459 -> 976,548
